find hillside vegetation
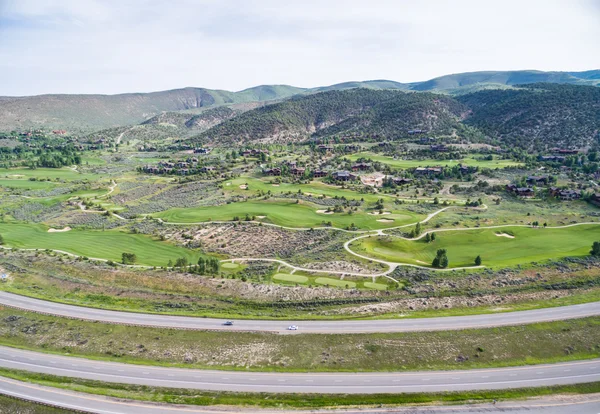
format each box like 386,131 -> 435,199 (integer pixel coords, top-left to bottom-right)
196,89 -> 467,145
458,83 -> 600,149
195,83 -> 600,149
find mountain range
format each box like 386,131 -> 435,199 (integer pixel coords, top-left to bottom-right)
0,70 -> 598,131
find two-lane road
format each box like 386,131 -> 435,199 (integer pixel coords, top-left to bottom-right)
1,291 -> 599,333
0,346 -> 598,394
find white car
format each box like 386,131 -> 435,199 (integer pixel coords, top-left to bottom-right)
287,325 -> 299,331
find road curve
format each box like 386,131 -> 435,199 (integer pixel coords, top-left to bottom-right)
0,346 -> 599,394
0,291 -> 599,334
1,376 -> 600,414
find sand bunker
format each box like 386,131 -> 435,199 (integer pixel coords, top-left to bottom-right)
377,218 -> 394,223
256,215 -> 266,219
272,184 -> 280,187
316,209 -> 334,214
48,227 -> 71,233
369,211 -> 391,216
8,174 -> 24,177
239,185 -> 248,189
225,182 -> 231,186
495,232 -> 515,238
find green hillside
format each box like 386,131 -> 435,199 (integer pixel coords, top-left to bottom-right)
195,89 -> 467,145
458,83 -> 600,149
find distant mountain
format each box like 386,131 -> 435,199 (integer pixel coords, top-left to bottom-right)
195,89 -> 467,145
0,69 -> 597,132
0,85 -> 304,132
410,70 -> 600,91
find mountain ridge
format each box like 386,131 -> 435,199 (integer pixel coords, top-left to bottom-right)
0,70 -> 597,131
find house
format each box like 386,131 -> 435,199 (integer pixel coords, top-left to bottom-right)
555,189 -> 581,200
291,167 -> 306,176
194,148 -> 211,154
263,168 -> 281,176
332,171 -> 357,181
317,145 -> 333,152
507,184 -> 534,198
313,170 -> 328,178
351,162 -> 371,171
459,164 -> 475,174
393,177 -> 413,185
200,166 -> 215,173
539,155 -> 565,162
414,167 -> 443,176
408,129 -> 425,135
526,176 -> 548,185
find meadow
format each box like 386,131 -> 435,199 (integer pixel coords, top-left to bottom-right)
0,223 -> 203,266
346,152 -> 523,169
352,224 -> 600,268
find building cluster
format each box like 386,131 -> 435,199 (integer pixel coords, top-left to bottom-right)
141,157 -> 219,175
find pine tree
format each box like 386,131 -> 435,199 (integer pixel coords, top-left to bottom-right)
475,255 -> 482,266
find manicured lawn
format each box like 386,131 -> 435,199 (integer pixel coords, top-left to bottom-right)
346,152 -> 523,169
0,167 -> 101,181
224,177 -> 385,203
0,178 -> 58,190
155,199 -> 421,230
315,277 -> 356,288
353,225 -> 600,268
221,262 -> 240,269
0,223 -> 203,266
273,273 -> 309,283
364,282 -> 388,290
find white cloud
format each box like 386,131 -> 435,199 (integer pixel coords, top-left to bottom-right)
0,0 -> 598,95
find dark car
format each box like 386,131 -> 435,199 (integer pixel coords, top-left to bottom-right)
223,321 -> 234,326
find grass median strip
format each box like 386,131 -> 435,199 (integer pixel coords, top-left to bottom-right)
0,308 -> 599,372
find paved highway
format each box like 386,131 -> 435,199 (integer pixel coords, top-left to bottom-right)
1,291 -> 599,333
0,346 -> 598,394
1,375 -> 600,414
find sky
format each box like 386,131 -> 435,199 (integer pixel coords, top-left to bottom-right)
0,0 -> 599,96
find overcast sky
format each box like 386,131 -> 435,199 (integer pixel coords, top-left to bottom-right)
0,0 -> 599,96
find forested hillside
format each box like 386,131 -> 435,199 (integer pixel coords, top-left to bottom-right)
458,83 -> 600,149
196,89 -> 467,145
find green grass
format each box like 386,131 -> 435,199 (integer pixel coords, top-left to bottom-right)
315,277 -> 356,288
273,273 -> 309,283
0,167 -> 101,181
0,223 -> 203,266
1,368 -> 599,410
364,281 -> 388,290
155,199 -> 420,230
347,152 -> 524,169
0,178 -> 59,190
353,225 -> 600,268
221,262 -> 240,269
